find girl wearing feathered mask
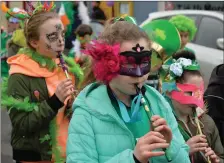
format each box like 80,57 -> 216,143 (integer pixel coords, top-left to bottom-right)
163,50 -> 224,163
67,15 -> 190,163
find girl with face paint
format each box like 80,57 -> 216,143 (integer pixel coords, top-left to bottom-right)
67,16 -> 190,163
164,50 -> 224,163
2,3 -> 84,163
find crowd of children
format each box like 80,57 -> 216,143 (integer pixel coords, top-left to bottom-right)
1,1 -> 223,163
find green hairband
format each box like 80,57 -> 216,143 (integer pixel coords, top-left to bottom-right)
114,14 -> 137,25
6,9 -> 29,20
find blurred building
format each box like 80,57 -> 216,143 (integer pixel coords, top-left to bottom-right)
97,1 -> 159,25
98,1 -> 223,25
1,1 -> 222,29
164,1 -> 224,11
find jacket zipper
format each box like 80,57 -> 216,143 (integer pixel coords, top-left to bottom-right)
104,114 -> 136,149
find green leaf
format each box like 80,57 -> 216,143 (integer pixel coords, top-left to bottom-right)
24,97 -> 30,103
39,134 -> 51,143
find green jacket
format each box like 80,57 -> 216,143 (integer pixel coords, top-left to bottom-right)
165,97 -> 224,163
67,83 -> 190,163
6,74 -> 60,161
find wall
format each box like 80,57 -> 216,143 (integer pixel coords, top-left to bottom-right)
133,1 -> 158,25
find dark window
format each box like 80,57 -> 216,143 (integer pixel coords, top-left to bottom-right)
195,16 -> 223,49
185,15 -> 197,22
154,14 -> 197,22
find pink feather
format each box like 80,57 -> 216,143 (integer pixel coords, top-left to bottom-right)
83,40 -> 121,84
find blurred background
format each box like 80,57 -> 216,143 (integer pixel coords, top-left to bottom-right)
1,1 -> 224,26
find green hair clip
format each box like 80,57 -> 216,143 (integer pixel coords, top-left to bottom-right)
169,15 -> 197,41
114,14 -> 137,25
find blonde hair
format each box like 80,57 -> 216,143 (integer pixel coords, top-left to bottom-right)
24,11 -> 59,49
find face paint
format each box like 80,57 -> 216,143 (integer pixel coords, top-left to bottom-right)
55,24 -> 62,31
119,43 -> 152,77
171,82 -> 204,108
46,44 -> 52,50
45,23 -> 65,52
46,32 -> 59,42
8,17 -> 20,23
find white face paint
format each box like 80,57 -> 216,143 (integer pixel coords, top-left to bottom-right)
37,18 -> 65,58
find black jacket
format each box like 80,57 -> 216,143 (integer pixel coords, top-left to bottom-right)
92,7 -> 106,21
204,64 -> 224,146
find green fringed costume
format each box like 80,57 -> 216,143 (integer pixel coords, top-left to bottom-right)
141,19 -> 181,93
1,30 -> 11,77
1,47 -> 83,163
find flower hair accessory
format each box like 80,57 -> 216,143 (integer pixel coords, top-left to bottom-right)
83,40 -> 120,84
114,14 -> 137,25
169,57 -> 200,78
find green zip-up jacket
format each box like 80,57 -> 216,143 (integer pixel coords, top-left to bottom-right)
6,74 -> 63,161
67,83 -> 190,163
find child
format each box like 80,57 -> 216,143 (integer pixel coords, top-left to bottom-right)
68,24 -> 93,65
169,15 -> 197,53
63,1 -> 90,50
91,1 -> 107,25
2,2 -> 83,163
67,16 -> 190,163
1,2 -> 29,77
164,50 -> 224,163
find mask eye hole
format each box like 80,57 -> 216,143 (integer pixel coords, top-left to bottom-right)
121,64 -> 135,69
184,91 -> 193,96
140,62 -> 149,68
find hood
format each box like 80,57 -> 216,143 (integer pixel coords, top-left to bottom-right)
208,64 -> 224,86
73,83 -> 168,122
11,29 -> 26,47
205,64 -> 224,97
73,83 -> 119,122
7,54 -> 58,77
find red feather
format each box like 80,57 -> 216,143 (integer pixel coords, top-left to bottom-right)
43,2 -> 49,11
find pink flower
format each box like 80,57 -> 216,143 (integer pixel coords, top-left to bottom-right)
83,40 -> 121,84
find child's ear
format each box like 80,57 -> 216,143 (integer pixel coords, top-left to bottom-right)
30,40 -> 39,49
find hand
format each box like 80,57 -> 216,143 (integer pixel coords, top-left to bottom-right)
67,96 -> 75,108
151,115 -> 172,144
55,79 -> 75,103
205,147 -> 220,163
134,131 -> 169,163
186,135 -> 208,155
